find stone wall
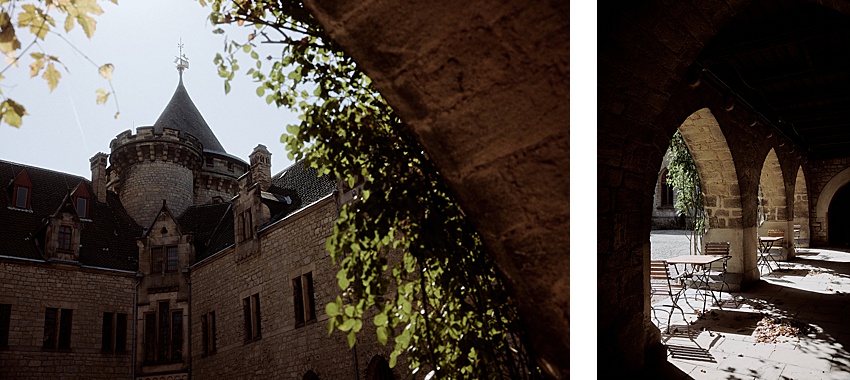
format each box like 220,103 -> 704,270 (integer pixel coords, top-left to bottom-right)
121,162 -> 194,227
805,157 -> 850,245
190,197 -> 403,379
0,260 -> 135,379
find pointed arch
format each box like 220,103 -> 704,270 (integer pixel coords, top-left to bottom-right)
814,166 -> 850,245
793,166 -> 809,247
758,149 -> 787,226
677,108 -> 742,231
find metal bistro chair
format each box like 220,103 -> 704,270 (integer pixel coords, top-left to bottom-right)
700,242 -> 738,308
650,260 -> 689,333
759,229 -> 784,272
793,224 -> 802,251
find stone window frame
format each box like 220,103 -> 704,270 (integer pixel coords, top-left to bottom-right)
143,301 -> 183,364
42,307 -> 73,350
151,246 -> 179,275
101,311 -> 128,354
200,310 -> 217,357
242,293 -> 262,343
240,209 -> 254,242
292,271 -> 316,328
57,226 -> 73,252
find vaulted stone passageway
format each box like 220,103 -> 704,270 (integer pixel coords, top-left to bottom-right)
601,0 -> 850,376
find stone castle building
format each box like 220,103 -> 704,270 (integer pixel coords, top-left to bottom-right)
0,74 -> 400,379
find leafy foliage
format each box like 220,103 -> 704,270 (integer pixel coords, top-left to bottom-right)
205,0 -> 541,377
667,131 -> 706,252
0,0 -> 119,127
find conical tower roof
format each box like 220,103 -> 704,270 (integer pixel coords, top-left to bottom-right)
153,78 -> 226,154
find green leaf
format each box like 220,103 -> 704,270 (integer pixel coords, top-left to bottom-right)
255,86 -> 265,97
242,44 -> 251,53
376,326 -> 388,345
212,28 -> 225,34
347,330 -> 356,348
224,81 -> 231,94
339,318 -> 356,332
98,63 -> 114,80
373,312 -> 388,326
325,301 -> 339,317
42,63 -> 61,92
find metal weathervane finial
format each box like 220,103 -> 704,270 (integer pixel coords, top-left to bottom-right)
175,39 -> 189,78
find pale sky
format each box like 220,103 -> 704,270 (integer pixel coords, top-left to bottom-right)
0,0 -> 298,178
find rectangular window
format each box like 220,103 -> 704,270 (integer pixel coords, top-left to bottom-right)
293,277 -> 304,326
144,313 -> 156,362
241,210 -> 254,241
76,197 -> 88,218
145,303 -> 182,363
205,157 -> 214,167
201,311 -> 217,356
115,313 -> 127,353
171,311 -> 183,361
293,272 -> 316,327
43,308 -> 57,349
43,308 -> 72,350
14,186 -> 28,208
243,293 -> 261,343
151,247 -> 164,274
166,246 -> 179,273
102,312 -> 127,353
58,226 -> 73,251
0,304 -> 10,349
158,302 -> 170,361
102,312 -> 114,352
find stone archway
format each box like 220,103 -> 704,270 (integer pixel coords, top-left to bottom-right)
827,184 -> 850,246
813,166 -> 850,245
793,166 -> 810,248
757,149 -> 789,258
677,108 -> 746,278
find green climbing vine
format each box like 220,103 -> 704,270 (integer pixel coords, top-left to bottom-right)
203,0 -> 541,378
667,131 -> 706,254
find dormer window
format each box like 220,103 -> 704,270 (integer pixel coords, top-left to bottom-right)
10,169 -> 32,210
71,181 -> 90,219
57,226 -> 73,251
76,197 -> 88,218
14,186 -> 29,208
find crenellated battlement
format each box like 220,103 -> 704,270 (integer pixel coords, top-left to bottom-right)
110,126 -> 204,152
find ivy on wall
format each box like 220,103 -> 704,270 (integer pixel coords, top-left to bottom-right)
204,0 -> 542,378
667,131 -> 706,253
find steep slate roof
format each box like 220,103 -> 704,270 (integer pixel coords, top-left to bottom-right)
0,160 -> 142,270
152,78 -> 227,154
266,160 -> 336,223
177,202 -> 233,262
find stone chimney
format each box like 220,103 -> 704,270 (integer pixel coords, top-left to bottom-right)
249,144 -> 272,191
89,152 -> 109,202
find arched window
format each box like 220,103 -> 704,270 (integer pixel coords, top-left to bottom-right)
659,169 -> 674,207
366,355 -> 394,380
303,370 -> 319,380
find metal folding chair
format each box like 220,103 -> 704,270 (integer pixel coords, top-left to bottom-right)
650,260 -> 689,333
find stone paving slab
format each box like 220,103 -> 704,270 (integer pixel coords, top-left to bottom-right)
650,247 -> 850,379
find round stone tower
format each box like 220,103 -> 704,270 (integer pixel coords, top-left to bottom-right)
108,126 -> 202,227
106,76 -> 247,227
